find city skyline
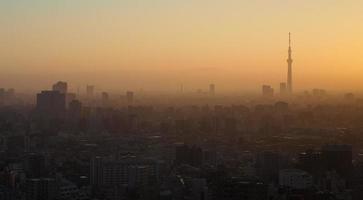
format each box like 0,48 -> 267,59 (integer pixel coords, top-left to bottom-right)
2,1 -> 363,92
2,2 -> 363,200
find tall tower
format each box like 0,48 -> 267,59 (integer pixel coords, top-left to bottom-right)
287,32 -> 293,94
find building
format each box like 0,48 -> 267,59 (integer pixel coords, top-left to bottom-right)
255,151 -> 289,183
24,153 -> 46,178
262,85 -> 274,97
0,186 -> 15,200
344,93 -> 355,100
321,144 -> 353,177
274,101 -> 289,112
279,169 -> 313,189
298,150 -> 322,176
57,178 -> 88,200
126,91 -> 134,104
102,92 -> 109,101
25,178 -> 57,200
90,156 -> 159,188
185,178 -> 208,200
52,81 -> 67,94
209,84 -> 215,96
65,93 -> 76,108
213,177 -> 268,200
68,99 -> 82,119
175,144 -> 203,167
90,157 -> 103,186
312,88 -> 326,97
101,92 -> 109,106
280,82 -> 287,95
36,90 -> 66,119
86,85 -> 94,97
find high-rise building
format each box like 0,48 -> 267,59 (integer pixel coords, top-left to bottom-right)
65,93 -> 76,108
0,186 -> 15,200
90,156 -> 159,188
90,157 -> 103,186
209,84 -> 215,96
279,82 -> 287,95
52,81 -> 67,94
68,99 -> 82,119
36,90 -> 66,119
279,169 -> 313,189
101,92 -> 109,103
287,33 -> 293,94
256,151 -> 289,183
24,153 -> 46,178
321,144 -> 352,177
25,178 -> 57,200
262,85 -> 274,97
86,85 -> 94,97
126,91 -> 134,104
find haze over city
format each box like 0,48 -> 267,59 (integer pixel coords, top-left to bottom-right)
2,0 -> 363,93
2,1 -> 363,200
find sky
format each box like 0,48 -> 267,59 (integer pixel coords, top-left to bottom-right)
1,0 -> 363,93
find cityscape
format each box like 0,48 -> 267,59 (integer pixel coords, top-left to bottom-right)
2,1 -> 363,200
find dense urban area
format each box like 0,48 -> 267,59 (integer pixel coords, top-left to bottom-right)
0,81 -> 362,200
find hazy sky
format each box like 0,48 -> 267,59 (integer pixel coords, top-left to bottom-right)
1,0 -> 363,93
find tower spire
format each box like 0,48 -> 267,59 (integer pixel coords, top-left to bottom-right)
287,32 -> 293,94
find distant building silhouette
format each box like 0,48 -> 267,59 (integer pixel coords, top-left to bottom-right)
209,84 -> 215,96
279,82 -> 287,95
274,101 -> 289,112
86,85 -> 94,97
344,92 -> 355,100
52,81 -> 67,94
102,92 -> 109,101
262,85 -> 274,97
126,91 -> 134,104
101,92 -> 109,107
312,88 -> 326,97
36,90 -> 66,119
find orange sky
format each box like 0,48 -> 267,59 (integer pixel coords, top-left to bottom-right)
1,0 -> 363,93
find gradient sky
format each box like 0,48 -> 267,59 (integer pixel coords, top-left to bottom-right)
1,0 -> 363,93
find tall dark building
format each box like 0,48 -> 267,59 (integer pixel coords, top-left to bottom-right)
90,157 -> 103,186
25,178 -> 57,200
287,32 -> 293,94
68,99 -> 82,118
52,81 -> 67,94
256,151 -> 288,183
36,90 -> 66,119
321,144 -> 353,177
24,153 -> 46,178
